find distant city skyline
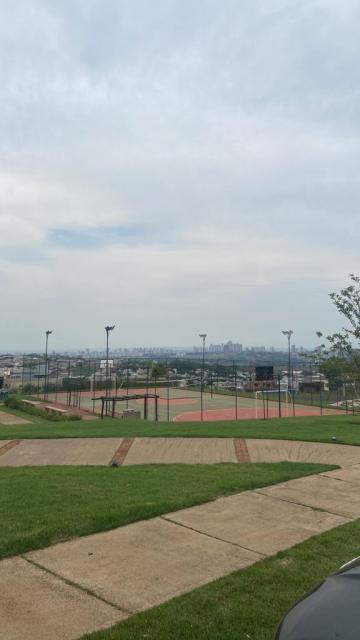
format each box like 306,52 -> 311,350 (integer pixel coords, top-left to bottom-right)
0,341 -> 315,356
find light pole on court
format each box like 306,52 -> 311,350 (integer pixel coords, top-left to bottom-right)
105,325 -> 115,415
44,330 -> 53,401
199,333 -> 207,421
282,329 -> 294,394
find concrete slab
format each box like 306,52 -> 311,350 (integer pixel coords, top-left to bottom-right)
260,474 -> 360,519
166,491 -> 349,556
124,437 -> 238,465
246,439 -> 360,468
26,517 -> 261,612
0,438 -> 123,466
320,467 -> 360,484
0,557 -> 123,640
0,411 -> 30,425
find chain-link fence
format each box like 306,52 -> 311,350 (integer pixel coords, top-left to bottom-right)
6,356 -> 359,421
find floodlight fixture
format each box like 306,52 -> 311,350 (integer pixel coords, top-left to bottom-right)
282,329 -> 294,338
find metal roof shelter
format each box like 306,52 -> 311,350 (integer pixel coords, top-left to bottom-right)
93,394 -> 160,420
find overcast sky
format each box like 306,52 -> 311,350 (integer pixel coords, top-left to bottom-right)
0,0 -> 359,352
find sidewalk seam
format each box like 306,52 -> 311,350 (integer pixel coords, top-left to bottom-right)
161,515 -> 266,558
22,555 -> 134,615
320,473 -> 360,485
254,489 -> 354,521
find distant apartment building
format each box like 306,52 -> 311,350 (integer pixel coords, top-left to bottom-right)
208,344 -> 224,353
226,341 -> 243,354
210,341 -> 243,356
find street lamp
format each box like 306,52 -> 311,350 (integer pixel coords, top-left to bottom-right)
315,332 -> 325,417
105,325 -> 115,415
44,330 -> 53,401
282,330 -> 294,393
199,333 -> 207,421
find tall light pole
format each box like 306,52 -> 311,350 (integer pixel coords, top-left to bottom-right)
199,333 -> 207,421
282,330 -> 294,393
105,325 -> 115,415
44,330 -> 53,401
315,332 -> 325,417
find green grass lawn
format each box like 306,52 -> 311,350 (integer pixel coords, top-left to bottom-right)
0,462 -> 333,560
1,408 -> 360,445
82,516 -> 360,640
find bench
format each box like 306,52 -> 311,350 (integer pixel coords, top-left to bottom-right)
44,405 -> 69,416
21,399 -> 42,407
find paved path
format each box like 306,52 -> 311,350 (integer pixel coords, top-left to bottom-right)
0,438 -> 123,466
2,438 -> 360,639
0,411 -> 30,425
1,436 -> 360,467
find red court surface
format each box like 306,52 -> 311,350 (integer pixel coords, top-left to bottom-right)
174,406 -> 344,422
69,388 -> 196,399
49,389 -> 345,422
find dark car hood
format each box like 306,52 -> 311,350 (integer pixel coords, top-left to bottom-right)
275,558 -> 360,639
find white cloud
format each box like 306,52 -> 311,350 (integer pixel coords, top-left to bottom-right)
0,0 -> 358,349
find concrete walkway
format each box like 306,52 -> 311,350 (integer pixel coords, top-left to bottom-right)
2,438 -> 360,639
2,436 -> 360,467
0,438 -> 123,466
0,411 -> 30,425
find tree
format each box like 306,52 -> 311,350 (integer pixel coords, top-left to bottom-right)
319,357 -> 353,389
149,361 -> 167,395
326,274 -> 360,371
149,361 -> 167,380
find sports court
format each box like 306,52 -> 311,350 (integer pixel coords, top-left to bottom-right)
47,387 -> 342,422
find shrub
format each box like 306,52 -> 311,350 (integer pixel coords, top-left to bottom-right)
5,395 -> 82,422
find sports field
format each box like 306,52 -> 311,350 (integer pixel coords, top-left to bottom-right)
47,387 -> 342,422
